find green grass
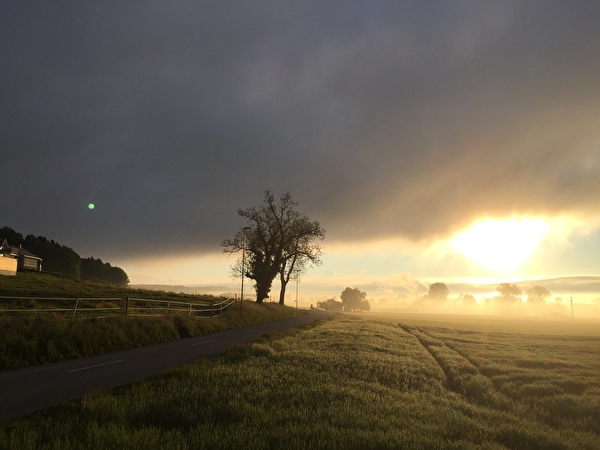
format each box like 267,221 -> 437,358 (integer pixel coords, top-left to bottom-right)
0,272 -> 305,370
0,271 -> 217,301
0,272 -> 253,323
420,327 -> 600,434
0,303 -> 304,370
2,315 -> 599,449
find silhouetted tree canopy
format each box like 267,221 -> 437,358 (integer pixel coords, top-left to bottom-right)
496,283 -> 522,303
23,234 -> 81,279
526,285 -> 551,304
427,282 -> 449,301
340,287 -> 370,312
222,191 -> 325,304
317,298 -> 343,312
0,226 -> 23,244
81,257 -> 129,286
462,294 -> 476,304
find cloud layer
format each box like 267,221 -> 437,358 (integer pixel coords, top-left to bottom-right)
2,1 -> 599,261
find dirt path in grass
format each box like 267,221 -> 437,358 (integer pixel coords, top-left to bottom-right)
400,324 -> 507,406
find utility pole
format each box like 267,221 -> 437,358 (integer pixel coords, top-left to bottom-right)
240,226 -> 250,311
295,275 -> 299,309
570,296 -> 574,320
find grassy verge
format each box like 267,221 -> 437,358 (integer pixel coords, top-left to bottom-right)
1,315 -> 599,449
1,271 -> 306,370
0,301 -> 304,371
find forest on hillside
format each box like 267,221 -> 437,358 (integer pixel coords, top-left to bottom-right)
0,226 -> 129,286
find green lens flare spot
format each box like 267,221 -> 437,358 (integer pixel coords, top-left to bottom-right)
88,203 -> 95,210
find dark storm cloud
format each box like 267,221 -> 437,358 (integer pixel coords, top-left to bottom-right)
2,1 -> 599,259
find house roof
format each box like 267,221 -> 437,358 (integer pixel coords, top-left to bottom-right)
0,239 -> 42,260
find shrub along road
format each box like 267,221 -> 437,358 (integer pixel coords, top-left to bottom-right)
0,311 -> 331,421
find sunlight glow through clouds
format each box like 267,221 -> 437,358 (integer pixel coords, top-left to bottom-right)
443,216 -> 586,272
121,215 -> 597,293
448,217 -> 550,271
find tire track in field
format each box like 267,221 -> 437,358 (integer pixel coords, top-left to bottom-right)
400,324 -> 506,408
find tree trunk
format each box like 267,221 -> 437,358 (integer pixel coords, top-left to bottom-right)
279,282 -> 287,304
255,283 -> 268,303
278,271 -> 289,305
254,272 -> 275,303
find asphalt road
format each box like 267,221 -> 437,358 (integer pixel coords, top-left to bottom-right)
0,311 -> 331,421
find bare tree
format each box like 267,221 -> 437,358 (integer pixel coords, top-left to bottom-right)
222,191 -> 325,304
276,213 -> 324,304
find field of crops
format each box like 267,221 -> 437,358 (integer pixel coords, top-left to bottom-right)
1,314 -> 599,449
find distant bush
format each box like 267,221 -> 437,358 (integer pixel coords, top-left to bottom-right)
316,298 -> 342,311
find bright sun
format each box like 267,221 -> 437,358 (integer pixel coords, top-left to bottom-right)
448,217 -> 551,271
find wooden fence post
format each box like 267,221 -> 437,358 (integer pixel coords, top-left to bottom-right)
72,298 -> 80,319
125,297 -> 129,316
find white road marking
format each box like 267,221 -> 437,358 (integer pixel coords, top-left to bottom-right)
245,329 -> 259,334
67,359 -> 124,373
192,339 -> 216,346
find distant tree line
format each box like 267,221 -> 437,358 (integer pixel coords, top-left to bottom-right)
419,281 -> 552,305
313,281 -> 559,314
495,282 -> 551,303
0,226 -> 129,286
80,257 -> 129,286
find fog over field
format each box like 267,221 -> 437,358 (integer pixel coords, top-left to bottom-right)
133,274 -> 600,319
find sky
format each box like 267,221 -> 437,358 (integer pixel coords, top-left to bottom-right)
2,1 -> 599,304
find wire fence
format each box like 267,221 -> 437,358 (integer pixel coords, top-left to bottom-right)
125,297 -> 236,318
0,296 -> 236,319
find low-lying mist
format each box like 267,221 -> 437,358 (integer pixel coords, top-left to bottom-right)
370,296 -> 600,319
